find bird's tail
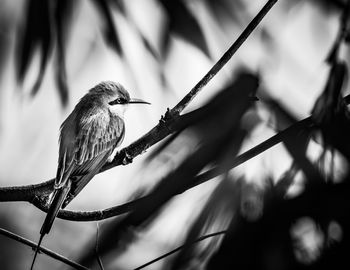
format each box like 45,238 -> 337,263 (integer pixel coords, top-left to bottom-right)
30,182 -> 71,270
30,233 -> 44,270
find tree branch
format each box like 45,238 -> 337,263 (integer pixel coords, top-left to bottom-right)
0,0 -> 279,220
0,228 -> 88,270
133,231 -> 227,270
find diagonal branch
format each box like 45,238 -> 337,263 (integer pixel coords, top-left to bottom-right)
133,231 -> 227,270
0,0 -> 279,220
0,228 -> 88,270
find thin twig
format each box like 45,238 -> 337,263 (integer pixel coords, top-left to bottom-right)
0,228 -> 88,270
95,223 -> 105,270
0,0 -> 279,220
133,231 -> 227,270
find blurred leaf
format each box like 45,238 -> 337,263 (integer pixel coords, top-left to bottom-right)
312,61 -> 350,160
263,97 -> 324,183
54,0 -> 77,105
109,0 -> 125,14
16,0 -> 78,105
0,11 -> 11,83
159,0 -> 210,57
147,73 -> 259,162
240,182 -> 264,222
312,62 -> 347,124
16,0 -> 53,93
205,0 -> 244,26
263,97 -> 298,130
174,73 -> 259,134
274,163 -> 299,198
145,130 -> 182,162
327,1 -> 350,62
283,125 -> 324,184
140,34 -> 160,60
313,0 -> 347,11
171,178 -> 239,270
17,0 -> 121,105
91,0 -> 122,54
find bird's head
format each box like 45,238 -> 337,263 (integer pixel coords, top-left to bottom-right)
89,81 -> 150,117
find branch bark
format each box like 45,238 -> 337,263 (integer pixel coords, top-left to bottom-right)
0,0 -> 279,220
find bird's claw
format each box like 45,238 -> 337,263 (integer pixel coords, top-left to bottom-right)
122,151 -> 133,165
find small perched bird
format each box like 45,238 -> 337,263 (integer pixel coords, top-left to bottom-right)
30,81 -> 150,269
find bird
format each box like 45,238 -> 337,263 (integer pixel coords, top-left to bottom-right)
30,81 -> 150,270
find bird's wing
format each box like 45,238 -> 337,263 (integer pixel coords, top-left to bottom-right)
65,113 -> 124,206
55,112 -> 78,189
55,106 -> 125,196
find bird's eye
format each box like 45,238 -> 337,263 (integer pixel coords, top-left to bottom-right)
109,97 -> 126,105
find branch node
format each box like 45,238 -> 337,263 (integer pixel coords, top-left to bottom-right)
32,193 -> 51,209
159,108 -> 177,132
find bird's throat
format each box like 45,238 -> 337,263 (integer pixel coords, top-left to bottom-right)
109,104 -> 128,118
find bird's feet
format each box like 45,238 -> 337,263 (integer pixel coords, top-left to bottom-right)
122,150 -> 133,165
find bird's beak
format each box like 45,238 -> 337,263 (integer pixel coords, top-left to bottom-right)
128,98 -> 151,105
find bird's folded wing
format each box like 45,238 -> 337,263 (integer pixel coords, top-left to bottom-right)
55,107 -> 124,200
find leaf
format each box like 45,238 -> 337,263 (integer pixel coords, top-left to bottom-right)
91,0 -> 122,54
0,14 -> 11,83
109,0 -> 125,14
54,0 -> 77,105
159,0 -> 210,57
16,0 -> 76,104
16,0 -> 53,93
283,125 -> 324,184
140,34 -> 160,60
312,61 -> 350,160
312,62 -> 347,125
144,130 -> 182,162
263,97 -> 298,130
171,178 -> 239,270
274,163 -> 299,198
313,0 -> 347,12
205,0 -> 244,26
